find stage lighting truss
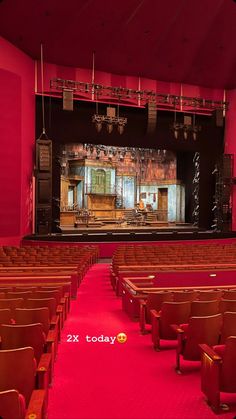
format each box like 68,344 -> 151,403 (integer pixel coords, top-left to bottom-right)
50,78 -> 228,113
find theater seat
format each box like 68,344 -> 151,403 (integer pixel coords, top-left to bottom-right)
151,301 -> 191,350
191,300 -> 219,316
220,311 -> 236,343
172,290 -> 198,302
14,307 -> 58,361
26,298 -> 61,340
220,299 -> 236,313
197,290 -> 222,301
200,336 -> 236,412
0,309 -> 12,325
173,313 -> 222,373
0,389 -> 25,419
0,347 -> 47,418
0,323 -> 53,386
139,291 -> 173,334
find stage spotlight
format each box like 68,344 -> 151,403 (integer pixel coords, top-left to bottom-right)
95,122 -> 102,133
107,123 -> 113,134
117,123 -> 125,135
174,128 -> 178,139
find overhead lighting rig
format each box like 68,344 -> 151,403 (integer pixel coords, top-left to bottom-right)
50,78 -> 228,113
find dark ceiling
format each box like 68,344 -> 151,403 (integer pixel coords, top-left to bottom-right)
1,0 -> 236,89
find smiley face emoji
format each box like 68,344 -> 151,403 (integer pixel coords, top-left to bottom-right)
116,332 -> 127,344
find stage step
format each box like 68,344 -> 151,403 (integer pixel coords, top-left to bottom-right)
74,222 -> 104,228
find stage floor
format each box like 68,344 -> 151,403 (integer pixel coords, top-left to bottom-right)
60,222 -> 196,234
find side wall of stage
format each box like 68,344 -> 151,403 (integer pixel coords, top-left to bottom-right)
0,37 -> 35,245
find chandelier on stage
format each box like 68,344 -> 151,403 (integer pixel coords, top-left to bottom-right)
92,104 -> 127,135
171,108 -> 201,141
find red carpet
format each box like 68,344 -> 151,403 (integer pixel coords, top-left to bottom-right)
48,264 -> 236,419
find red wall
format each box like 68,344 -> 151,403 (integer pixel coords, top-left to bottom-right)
0,37 -> 35,245
225,90 -> 236,231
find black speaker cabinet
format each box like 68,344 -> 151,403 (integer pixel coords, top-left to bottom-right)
222,154 -> 233,179
35,138 -> 52,235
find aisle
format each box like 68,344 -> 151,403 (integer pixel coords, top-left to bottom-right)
48,264 -> 235,419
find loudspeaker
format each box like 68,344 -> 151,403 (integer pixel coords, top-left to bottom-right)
35,138 -> 52,234
222,154 -> 233,179
215,109 -> 224,127
36,207 -> 52,235
146,102 -> 157,134
63,89 -> 73,111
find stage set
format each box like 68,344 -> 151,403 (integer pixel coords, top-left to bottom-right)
60,143 -> 185,233
31,88 -> 232,245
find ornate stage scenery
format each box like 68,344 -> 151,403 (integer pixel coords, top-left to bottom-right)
60,143 -> 185,233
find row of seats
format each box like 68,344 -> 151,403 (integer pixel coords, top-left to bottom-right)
0,285 -> 66,419
0,244 -> 98,419
139,290 -> 236,334
124,289 -> 236,412
0,244 -> 99,267
111,249 -> 236,413
112,243 -> 236,274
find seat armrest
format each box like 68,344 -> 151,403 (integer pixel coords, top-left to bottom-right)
37,353 -> 52,388
150,309 -> 160,319
150,309 -> 161,350
25,389 -> 47,419
46,329 -> 57,358
171,324 -> 184,334
46,329 -> 57,344
139,299 -> 148,334
199,344 -> 222,362
199,343 -> 222,412
37,353 -> 52,372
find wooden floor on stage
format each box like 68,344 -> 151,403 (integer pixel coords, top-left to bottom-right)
60,222 -> 197,234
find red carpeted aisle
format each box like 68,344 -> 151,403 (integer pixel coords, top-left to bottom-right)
48,264 -> 236,419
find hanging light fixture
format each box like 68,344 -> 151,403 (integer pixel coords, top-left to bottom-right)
107,123 -> 113,134
92,102 -> 127,134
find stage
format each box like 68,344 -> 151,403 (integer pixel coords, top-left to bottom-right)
24,223 -> 236,244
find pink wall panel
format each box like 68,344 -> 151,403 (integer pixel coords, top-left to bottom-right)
0,37 -> 35,244
0,69 -> 21,237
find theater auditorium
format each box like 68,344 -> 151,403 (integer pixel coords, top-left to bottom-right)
1,1 -> 236,418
